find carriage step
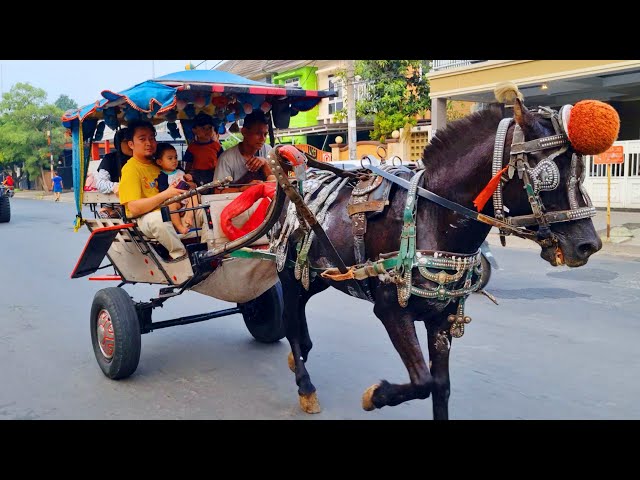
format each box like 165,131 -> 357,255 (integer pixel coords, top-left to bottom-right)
71,223 -> 135,278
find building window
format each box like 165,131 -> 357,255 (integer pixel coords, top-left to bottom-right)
327,74 -> 343,115
285,77 -> 300,88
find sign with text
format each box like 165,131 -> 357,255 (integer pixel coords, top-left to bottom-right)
593,145 -> 624,165
294,144 -> 331,162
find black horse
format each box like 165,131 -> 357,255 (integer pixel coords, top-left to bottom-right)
270,87 -> 615,419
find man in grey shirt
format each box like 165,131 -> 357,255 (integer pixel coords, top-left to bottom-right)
213,111 -> 274,193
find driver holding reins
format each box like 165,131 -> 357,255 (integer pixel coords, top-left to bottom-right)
213,111 -> 275,194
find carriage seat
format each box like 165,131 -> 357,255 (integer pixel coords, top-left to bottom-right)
82,160 -> 120,205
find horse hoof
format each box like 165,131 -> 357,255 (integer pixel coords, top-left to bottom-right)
362,384 -> 379,411
299,392 -> 321,414
288,352 -> 295,373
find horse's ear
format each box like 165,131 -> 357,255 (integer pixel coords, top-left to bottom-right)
513,97 -> 527,128
494,81 -> 534,133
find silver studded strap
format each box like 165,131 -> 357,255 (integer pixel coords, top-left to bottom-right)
492,118 -> 514,244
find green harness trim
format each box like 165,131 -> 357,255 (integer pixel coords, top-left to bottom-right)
229,247 -> 277,262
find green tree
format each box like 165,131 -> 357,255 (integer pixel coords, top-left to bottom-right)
222,132 -> 242,151
54,94 -> 78,112
0,83 -> 66,186
352,60 -> 431,142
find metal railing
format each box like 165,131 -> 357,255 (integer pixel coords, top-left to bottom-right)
430,60 -> 485,71
353,80 -> 371,102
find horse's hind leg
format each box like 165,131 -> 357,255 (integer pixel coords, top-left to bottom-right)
280,269 -> 327,414
427,327 -> 453,420
362,306 -> 433,411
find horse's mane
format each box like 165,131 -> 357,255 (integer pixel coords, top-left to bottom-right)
422,106 -> 505,176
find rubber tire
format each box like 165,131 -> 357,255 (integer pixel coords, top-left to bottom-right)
0,195 -> 10,223
90,287 -> 141,380
477,254 -> 492,291
238,281 -> 285,343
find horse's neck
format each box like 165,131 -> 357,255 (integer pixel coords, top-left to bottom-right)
415,152 -> 493,255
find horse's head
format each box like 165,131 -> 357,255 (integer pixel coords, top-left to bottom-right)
494,83 -> 620,267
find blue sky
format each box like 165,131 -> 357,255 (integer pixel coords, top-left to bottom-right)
0,60 -> 224,108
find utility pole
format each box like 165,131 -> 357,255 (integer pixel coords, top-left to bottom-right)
46,115 -> 54,175
346,60 -> 357,160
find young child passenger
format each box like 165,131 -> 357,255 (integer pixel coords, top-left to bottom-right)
155,142 -> 198,235
183,112 -> 224,187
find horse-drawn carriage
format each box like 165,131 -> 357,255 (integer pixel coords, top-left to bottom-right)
65,70 -> 619,419
65,70 -> 337,379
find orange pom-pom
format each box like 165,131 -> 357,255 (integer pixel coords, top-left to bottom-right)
566,100 -> 620,155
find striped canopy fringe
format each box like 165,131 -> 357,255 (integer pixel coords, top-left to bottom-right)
72,123 -> 86,232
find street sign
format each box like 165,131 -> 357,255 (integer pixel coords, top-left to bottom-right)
593,145 -> 624,241
594,145 -> 624,165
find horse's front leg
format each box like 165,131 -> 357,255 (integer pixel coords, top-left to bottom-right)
280,267 -> 328,414
362,303 -> 433,411
427,326 -> 453,420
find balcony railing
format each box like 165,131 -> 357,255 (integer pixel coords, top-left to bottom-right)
430,60 -> 486,72
353,80 -> 371,102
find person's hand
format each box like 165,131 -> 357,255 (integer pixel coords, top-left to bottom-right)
165,185 -> 187,198
184,173 -> 193,182
112,182 -> 119,195
246,156 -> 266,172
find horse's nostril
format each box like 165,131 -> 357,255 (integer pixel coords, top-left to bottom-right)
577,239 -> 602,258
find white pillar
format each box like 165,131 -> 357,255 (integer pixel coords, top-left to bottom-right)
431,97 -> 447,134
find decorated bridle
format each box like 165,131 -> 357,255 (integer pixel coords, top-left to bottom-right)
491,104 -> 597,249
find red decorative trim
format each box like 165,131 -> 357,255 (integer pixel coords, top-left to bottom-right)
249,86 -> 287,96
89,275 -> 122,281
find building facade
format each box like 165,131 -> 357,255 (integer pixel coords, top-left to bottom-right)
428,60 -> 640,208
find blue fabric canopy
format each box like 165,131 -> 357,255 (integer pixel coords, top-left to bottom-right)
153,70 -> 273,86
62,69 -> 335,127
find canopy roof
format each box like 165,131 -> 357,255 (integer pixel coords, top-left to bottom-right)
61,69 -> 336,129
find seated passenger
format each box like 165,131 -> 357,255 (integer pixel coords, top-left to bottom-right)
118,120 -> 191,261
183,112 -> 224,187
155,142 -> 200,235
213,111 -> 275,194
95,127 -> 132,218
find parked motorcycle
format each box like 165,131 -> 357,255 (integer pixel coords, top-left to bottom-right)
0,184 -> 11,223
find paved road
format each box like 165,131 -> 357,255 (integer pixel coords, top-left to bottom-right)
1,198 -> 639,419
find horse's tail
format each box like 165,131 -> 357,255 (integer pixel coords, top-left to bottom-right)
494,82 -> 523,104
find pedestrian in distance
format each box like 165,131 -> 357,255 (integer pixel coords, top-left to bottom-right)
51,171 -> 64,202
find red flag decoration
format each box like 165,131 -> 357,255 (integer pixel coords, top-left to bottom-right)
473,165 -> 509,212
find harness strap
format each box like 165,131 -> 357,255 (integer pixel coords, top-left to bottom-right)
368,165 -> 537,240
269,148 -> 371,300
347,175 -> 383,302
492,118 -> 514,245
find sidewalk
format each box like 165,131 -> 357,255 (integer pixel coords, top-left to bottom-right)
12,189 -> 640,258
12,189 -> 75,203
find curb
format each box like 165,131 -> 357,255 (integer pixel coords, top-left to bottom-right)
486,231 -> 640,260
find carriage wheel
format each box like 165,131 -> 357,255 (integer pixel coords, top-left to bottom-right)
0,195 -> 10,223
238,281 -> 285,343
90,287 -> 141,379
477,254 -> 492,291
